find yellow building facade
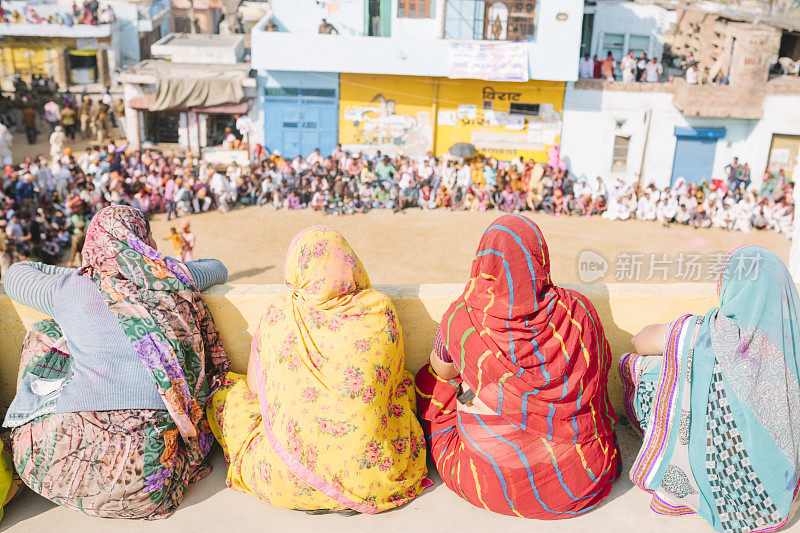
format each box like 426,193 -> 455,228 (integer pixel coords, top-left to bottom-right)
339,74 -> 565,161
0,36 -> 112,89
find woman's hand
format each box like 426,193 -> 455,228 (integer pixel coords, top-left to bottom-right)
429,349 -> 458,380
456,383 -> 495,416
631,323 -> 667,356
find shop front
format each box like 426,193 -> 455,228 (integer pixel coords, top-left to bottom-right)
767,133 -> 800,180
0,35 -> 113,89
338,73 -> 565,161
435,78 -> 565,161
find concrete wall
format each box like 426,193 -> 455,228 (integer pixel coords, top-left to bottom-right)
269,0 -> 365,35
107,0 -> 140,67
0,283 -> 720,418
251,0 -> 584,82
562,83 -> 800,187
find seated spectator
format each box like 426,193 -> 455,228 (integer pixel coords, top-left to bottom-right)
623,246 -> 800,532
416,214 -> 619,518
3,205 -> 229,519
207,226 -> 430,513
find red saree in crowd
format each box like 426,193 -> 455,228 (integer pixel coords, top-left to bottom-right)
416,214 -> 620,518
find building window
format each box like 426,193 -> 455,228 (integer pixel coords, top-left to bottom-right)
397,0 -> 433,18
483,101 -> 494,110
602,33 -> 625,60
205,114 -> 240,146
484,1 -> 536,41
143,111 -> 180,144
600,33 -> 650,61
628,34 -> 651,57
509,103 -> 540,117
612,135 -> 630,173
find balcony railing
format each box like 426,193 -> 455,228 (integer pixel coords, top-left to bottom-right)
672,78 -> 766,120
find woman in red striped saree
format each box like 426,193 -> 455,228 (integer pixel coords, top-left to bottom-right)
415,214 -> 620,518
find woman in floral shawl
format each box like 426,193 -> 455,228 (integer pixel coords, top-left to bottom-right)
207,226 -> 429,513
621,245 -> 800,532
4,205 -> 228,519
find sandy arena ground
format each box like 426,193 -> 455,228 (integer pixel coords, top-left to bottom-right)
149,206 -> 791,285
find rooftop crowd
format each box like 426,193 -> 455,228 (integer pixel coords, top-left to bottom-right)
579,49 -> 730,85
0,0 -> 115,25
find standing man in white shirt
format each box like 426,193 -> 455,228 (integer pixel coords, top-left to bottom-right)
0,122 -> 12,167
578,54 -> 594,79
620,51 -> 637,83
456,161 -> 473,207
686,64 -> 699,84
645,58 -> 663,82
208,167 -> 234,212
43,97 -> 61,135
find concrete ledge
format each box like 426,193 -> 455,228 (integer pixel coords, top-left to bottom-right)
0,283 -> 748,532
0,283 -> 720,414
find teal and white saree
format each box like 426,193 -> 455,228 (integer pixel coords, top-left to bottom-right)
621,245 -> 800,533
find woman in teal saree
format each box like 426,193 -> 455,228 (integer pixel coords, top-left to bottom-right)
621,245 -> 800,532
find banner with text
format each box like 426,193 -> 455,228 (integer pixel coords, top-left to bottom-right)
446,41 -> 529,82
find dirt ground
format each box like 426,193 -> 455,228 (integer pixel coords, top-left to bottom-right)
149,206 -> 792,285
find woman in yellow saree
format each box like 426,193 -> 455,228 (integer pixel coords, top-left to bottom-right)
208,226 -> 429,513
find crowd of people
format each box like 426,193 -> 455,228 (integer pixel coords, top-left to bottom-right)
0,135 -> 795,271
1,78 -> 118,147
579,50 -> 665,82
578,49 -> 730,85
0,0 -> 115,26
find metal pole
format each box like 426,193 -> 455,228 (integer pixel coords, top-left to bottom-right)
188,0 -> 197,33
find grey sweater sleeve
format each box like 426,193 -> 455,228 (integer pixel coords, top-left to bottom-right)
184,259 -> 228,291
3,259 -> 226,316
2,262 -> 74,316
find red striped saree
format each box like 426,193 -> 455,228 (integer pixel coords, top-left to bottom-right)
416,214 -> 620,518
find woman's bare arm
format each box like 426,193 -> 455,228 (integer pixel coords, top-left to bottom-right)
430,349 -> 459,379
631,323 -> 668,355
246,350 -> 259,394
245,327 -> 262,394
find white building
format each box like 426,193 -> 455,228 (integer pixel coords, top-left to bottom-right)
250,0 -> 584,160
120,33 -> 257,158
0,0 -> 170,88
580,0 -> 675,63
562,80 -> 800,188
563,1 -> 800,188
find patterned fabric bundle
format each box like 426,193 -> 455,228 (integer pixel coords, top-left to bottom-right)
11,205 -> 229,518
416,214 -> 620,519
208,226 -> 429,513
620,245 -> 800,532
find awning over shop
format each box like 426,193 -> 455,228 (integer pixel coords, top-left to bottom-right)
150,75 -> 244,111
193,102 -> 249,114
128,96 -> 246,114
128,95 -> 150,110
125,60 -> 248,112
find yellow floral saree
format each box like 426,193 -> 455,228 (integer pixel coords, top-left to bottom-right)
208,226 -> 429,512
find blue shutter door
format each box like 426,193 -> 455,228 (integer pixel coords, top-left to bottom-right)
263,89 -> 338,158
671,136 -> 718,185
316,101 -> 337,155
